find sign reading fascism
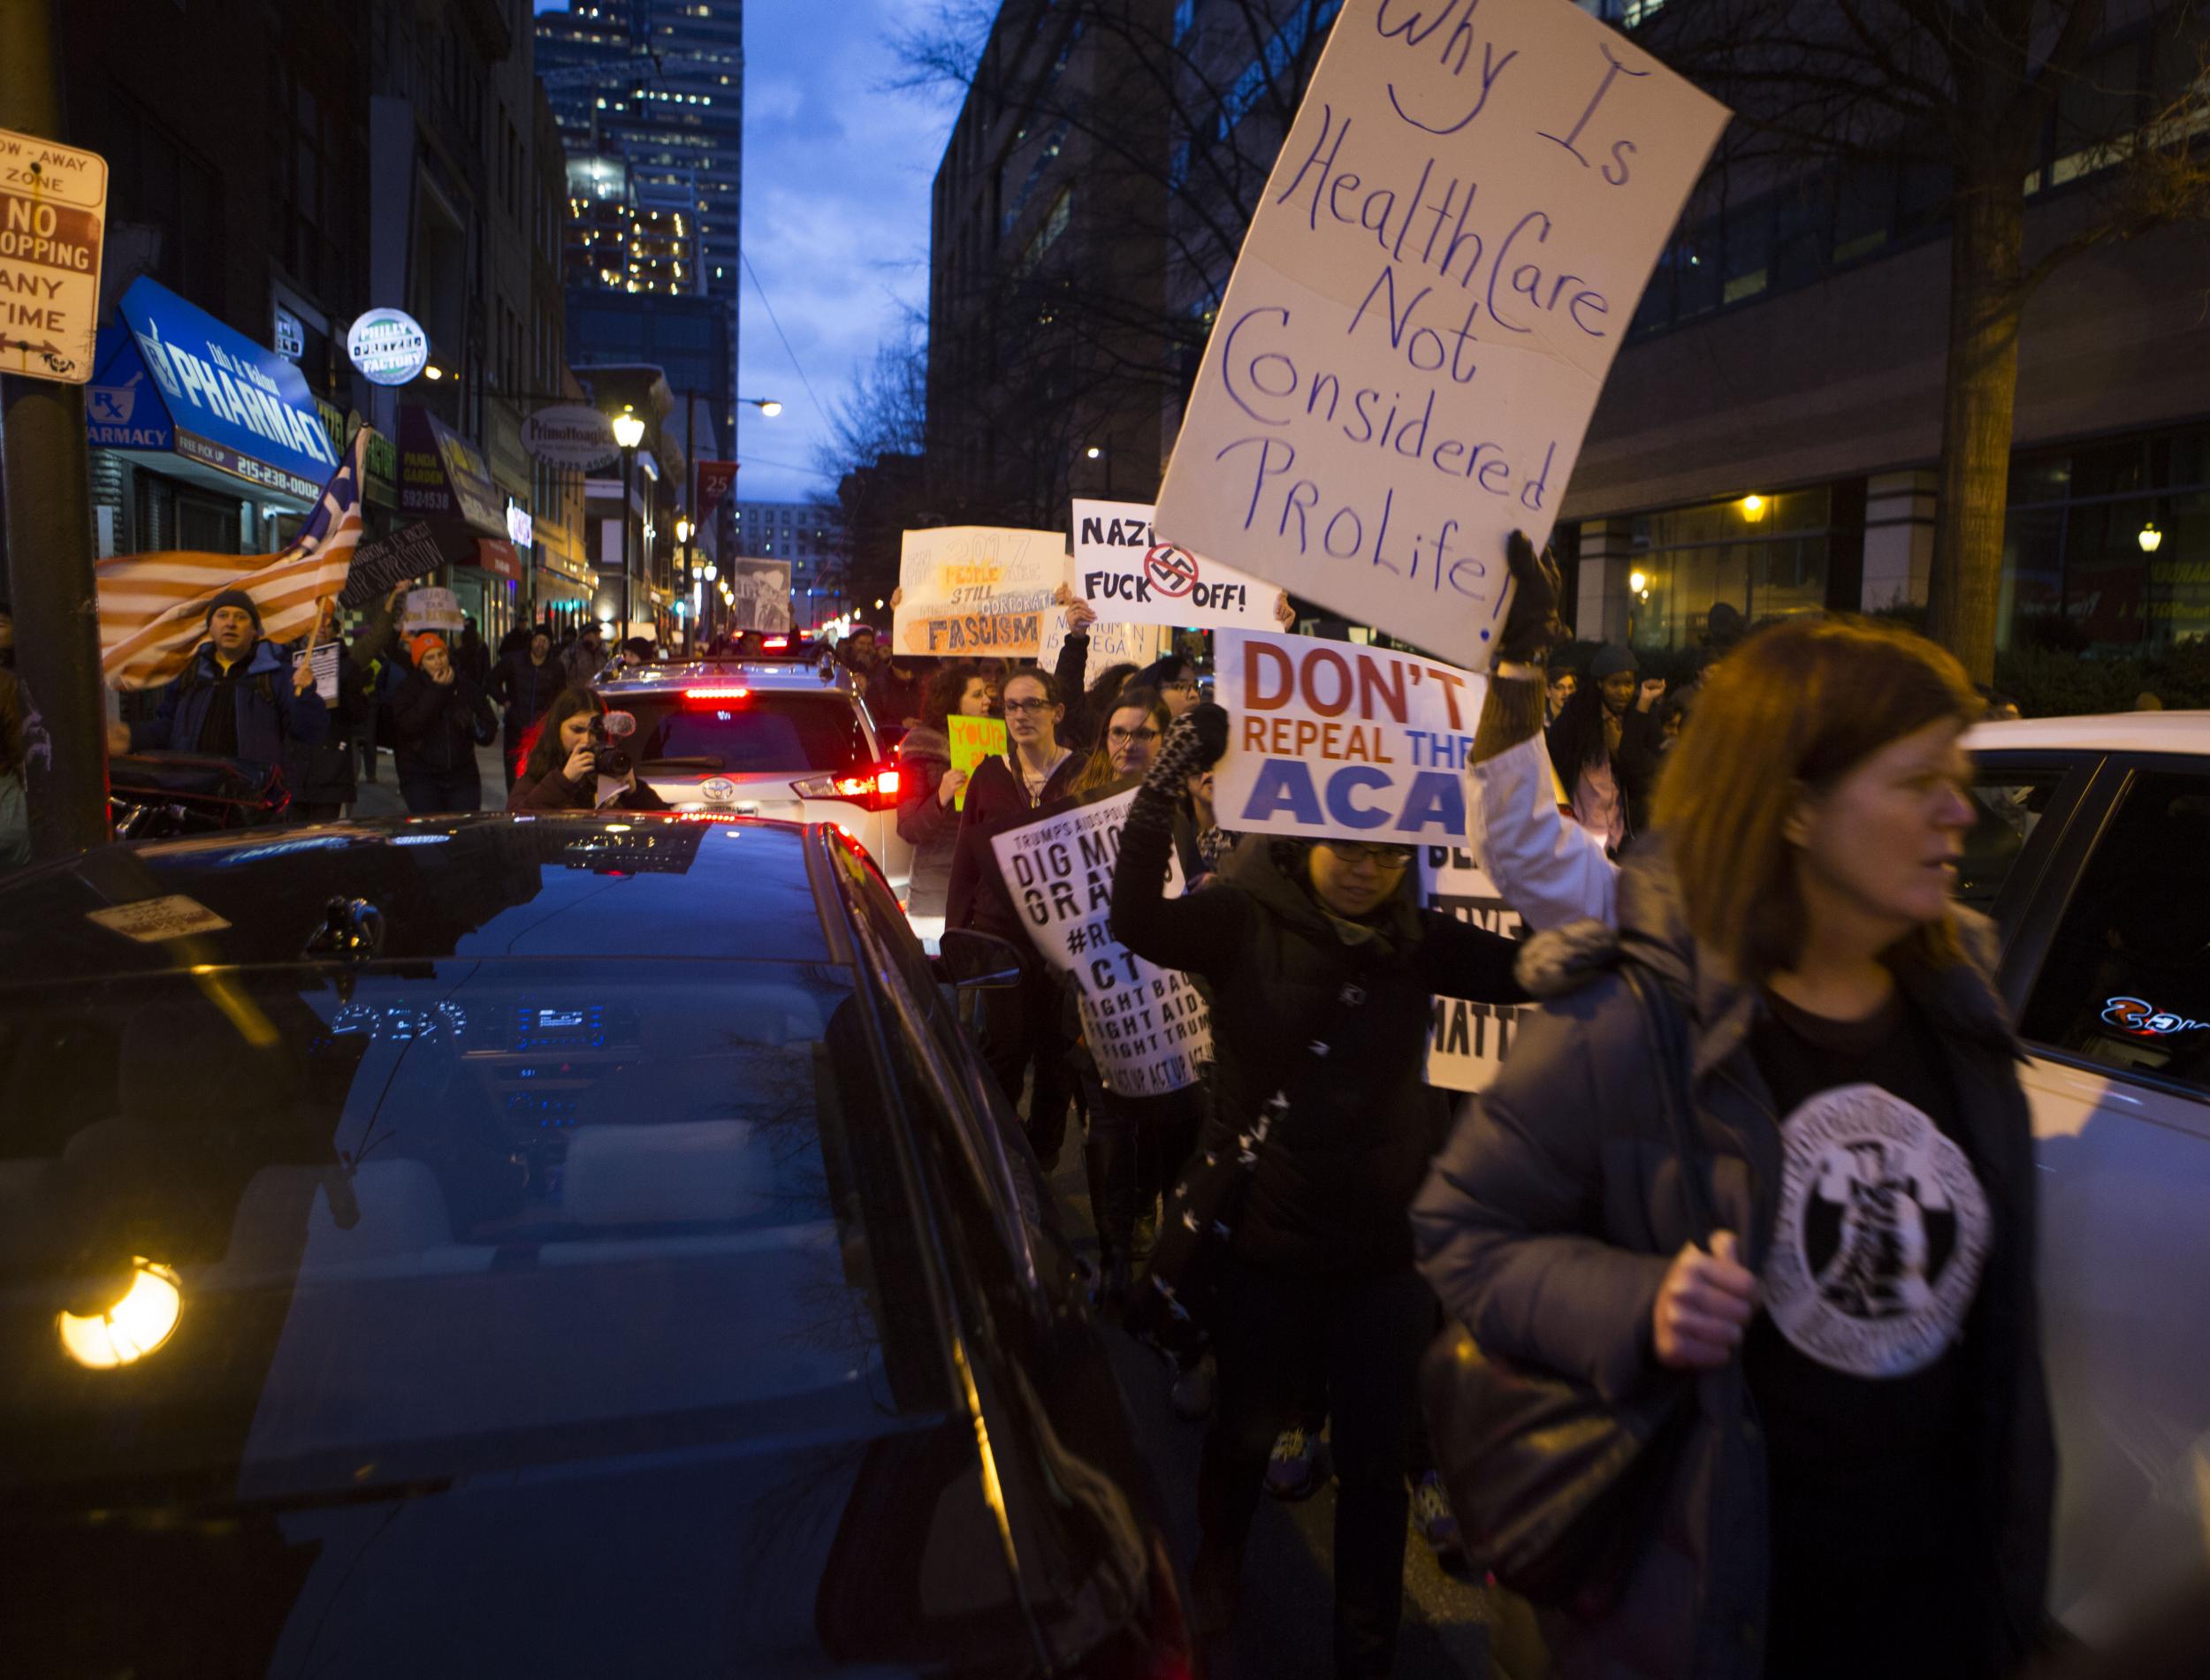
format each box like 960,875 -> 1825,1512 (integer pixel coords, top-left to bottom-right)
894,525 -> 1066,658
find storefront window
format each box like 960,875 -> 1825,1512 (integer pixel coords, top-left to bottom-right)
1625,489 -> 1833,651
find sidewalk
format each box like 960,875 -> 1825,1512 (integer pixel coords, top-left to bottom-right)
348,741 -> 514,819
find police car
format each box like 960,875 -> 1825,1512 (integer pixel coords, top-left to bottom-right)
595,658 -> 916,901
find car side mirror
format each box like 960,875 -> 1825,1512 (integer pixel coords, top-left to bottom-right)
935,929 -> 1025,990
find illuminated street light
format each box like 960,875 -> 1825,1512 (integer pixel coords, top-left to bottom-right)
675,517 -> 694,544
702,565 -> 717,580
1086,445 -> 1102,460
1741,493 -> 1766,519
57,1259 -> 182,1369
1629,570 -> 1649,595
611,407 -> 647,450
2139,521 -> 2163,553
742,397 -> 784,418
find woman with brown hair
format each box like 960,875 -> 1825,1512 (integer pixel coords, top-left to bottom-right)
1414,616 -> 2054,1680
895,660 -> 989,928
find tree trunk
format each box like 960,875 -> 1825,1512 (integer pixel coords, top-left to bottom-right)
1927,170 -> 2027,688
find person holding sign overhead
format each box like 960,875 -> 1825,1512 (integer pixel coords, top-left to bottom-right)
895,661 -> 993,930
1111,702 -> 1525,1678
946,667 -> 1086,1162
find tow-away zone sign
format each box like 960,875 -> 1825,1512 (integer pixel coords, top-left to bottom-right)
0,126 -> 105,385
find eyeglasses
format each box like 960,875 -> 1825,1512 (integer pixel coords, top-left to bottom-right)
1002,697 -> 1055,715
1109,726 -> 1160,745
1321,841 -> 1414,870
1161,678 -> 1200,694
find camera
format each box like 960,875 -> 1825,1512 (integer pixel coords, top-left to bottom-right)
588,710 -> 637,779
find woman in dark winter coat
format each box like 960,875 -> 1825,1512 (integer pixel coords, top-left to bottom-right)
1414,617 -> 2054,1680
507,687 -> 670,814
894,660 -> 990,928
487,627 -> 566,791
390,634 -> 498,814
946,666 -> 1086,1160
1110,704 -> 1525,1679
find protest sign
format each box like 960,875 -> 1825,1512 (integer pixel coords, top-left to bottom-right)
1152,0 -> 1728,668
1071,498 -> 1281,633
291,642 -> 341,703
946,714 -> 1006,811
895,526 -> 1067,658
1211,628 -> 1484,845
1037,605 -> 1171,682
729,559 -> 792,631
1420,840 -> 1532,1091
401,586 -> 464,634
340,520 -> 450,607
991,787 -> 1214,1098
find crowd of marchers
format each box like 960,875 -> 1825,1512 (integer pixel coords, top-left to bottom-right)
3,543 -> 2192,1680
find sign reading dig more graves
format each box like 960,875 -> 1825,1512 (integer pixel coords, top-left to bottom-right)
992,787 -> 1214,1098
894,526 -> 1067,659
0,126 -> 106,384
1212,629 -> 1485,846
1071,499 -> 1281,633
1152,0 -> 1728,668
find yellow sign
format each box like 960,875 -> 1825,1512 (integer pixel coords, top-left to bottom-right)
947,714 -> 1007,811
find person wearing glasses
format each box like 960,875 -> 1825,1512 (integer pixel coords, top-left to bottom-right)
947,668 -> 1087,1163
1128,652 -> 1203,718
1110,703 -> 1527,1676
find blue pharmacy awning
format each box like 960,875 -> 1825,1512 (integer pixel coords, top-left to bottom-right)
87,277 -> 340,507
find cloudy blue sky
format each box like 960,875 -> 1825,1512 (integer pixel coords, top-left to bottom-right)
537,0 -> 952,506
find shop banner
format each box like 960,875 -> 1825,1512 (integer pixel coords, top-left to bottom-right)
990,787 -> 1214,1098
1151,0 -> 1728,668
1420,840 -> 1532,1092
399,407 -> 507,536
1071,498 -> 1281,632
697,460 -> 739,518
1211,629 -> 1484,845
729,558 -> 793,631
1038,604 -> 1171,684
895,526 -> 1066,658
946,714 -> 1006,811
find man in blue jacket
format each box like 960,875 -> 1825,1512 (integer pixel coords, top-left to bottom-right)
109,589 -> 327,768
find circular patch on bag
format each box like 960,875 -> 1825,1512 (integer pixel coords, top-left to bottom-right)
1764,1083 -> 1991,1378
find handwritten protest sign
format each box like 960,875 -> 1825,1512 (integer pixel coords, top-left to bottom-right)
401,586 -> 464,634
1421,841 -> 1531,1091
895,526 -> 1067,658
340,518 -> 449,607
1038,605 -> 1171,684
946,714 -> 1006,811
1071,498 -> 1281,633
1153,0 -> 1728,667
991,787 -> 1214,1098
1212,629 -> 1484,845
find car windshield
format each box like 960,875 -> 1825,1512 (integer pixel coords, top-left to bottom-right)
0,959 -> 947,1507
627,693 -> 870,775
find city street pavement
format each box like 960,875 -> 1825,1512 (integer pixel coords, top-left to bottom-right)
348,740 -> 514,818
1039,1141 -> 1549,1680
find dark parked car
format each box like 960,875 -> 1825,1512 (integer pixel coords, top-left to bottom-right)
0,812 -> 1190,1678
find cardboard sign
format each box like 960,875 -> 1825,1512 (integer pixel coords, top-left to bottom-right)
1071,498 -> 1281,632
1037,606 -> 1172,685
946,714 -> 1006,811
401,586 -> 464,634
895,526 -> 1067,658
293,642 -> 341,703
990,787 -> 1214,1097
1212,629 -> 1485,845
340,519 -> 449,607
1152,0 -> 1729,667
729,559 -> 792,631
1420,840 -> 1532,1092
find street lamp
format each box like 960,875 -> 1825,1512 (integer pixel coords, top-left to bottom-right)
613,407 -> 647,640
2139,521 -> 2163,553
1084,437 -> 1115,496
742,397 -> 784,417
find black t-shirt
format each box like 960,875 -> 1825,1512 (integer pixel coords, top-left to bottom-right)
1746,986 -> 1999,1680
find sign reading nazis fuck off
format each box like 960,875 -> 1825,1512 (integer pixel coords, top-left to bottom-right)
895,525 -> 1065,659
991,787 -> 1215,1098
1213,629 -> 1485,845
1153,0 -> 1727,668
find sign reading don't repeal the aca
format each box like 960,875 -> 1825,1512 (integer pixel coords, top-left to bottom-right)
1153,0 -> 1728,667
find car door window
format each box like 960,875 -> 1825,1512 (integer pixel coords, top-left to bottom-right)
1956,768 -> 2071,918
2018,769 -> 2210,1096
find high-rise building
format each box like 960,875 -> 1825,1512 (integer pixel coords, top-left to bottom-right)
537,0 -> 743,445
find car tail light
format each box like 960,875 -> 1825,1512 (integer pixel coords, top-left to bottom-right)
792,763 -> 901,812
762,635 -> 789,650
684,686 -> 751,703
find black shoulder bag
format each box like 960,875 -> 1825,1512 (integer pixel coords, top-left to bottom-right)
1123,959 -> 1372,1368
1419,964 -> 1716,1615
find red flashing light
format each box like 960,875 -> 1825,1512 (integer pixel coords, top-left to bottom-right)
791,761 -> 903,813
762,635 -> 790,650
684,686 -> 751,702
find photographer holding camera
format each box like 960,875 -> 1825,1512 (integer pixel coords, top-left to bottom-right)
507,688 -> 669,813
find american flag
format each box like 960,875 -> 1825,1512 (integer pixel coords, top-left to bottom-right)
96,427 -> 372,691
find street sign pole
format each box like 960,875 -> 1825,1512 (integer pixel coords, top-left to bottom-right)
0,0 -> 110,856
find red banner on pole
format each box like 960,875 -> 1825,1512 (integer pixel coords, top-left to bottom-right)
696,460 -> 738,518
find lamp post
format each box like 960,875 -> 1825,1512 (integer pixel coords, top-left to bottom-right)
1085,437 -> 1114,498
612,405 -> 646,642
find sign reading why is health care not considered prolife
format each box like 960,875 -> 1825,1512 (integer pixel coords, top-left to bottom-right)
1071,499 -> 1283,633
991,787 -> 1215,1098
1212,629 -> 1486,846
894,526 -> 1067,659
1152,0 -> 1728,668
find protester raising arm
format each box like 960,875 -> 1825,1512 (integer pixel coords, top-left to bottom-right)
1108,703 -> 1252,979
1464,532 -> 1620,931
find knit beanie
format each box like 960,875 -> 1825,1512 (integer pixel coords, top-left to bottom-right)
410,633 -> 447,664
1589,644 -> 1639,680
205,588 -> 263,630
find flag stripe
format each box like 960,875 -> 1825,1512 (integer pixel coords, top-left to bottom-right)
96,430 -> 370,691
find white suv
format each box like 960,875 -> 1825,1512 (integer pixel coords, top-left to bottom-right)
595,658 -> 916,901
1957,710 -> 2210,1642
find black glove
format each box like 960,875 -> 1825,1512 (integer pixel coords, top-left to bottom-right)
1494,530 -> 1571,668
